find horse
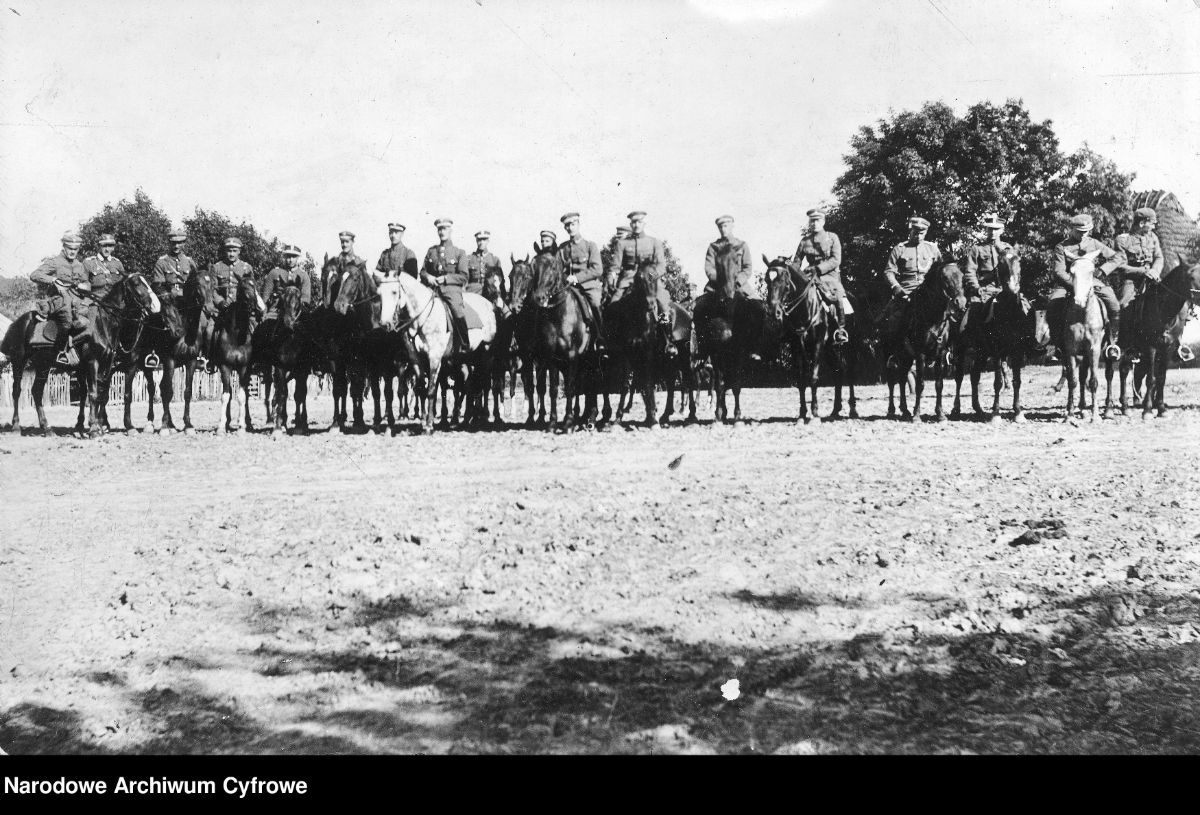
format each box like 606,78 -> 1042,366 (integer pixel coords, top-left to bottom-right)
951,250 -> 1041,423
482,263 -> 518,426
1,273 -> 161,437
883,261 -> 966,422
210,273 -> 264,433
604,264 -> 694,428
693,257 -> 765,425
1059,252 -> 1105,423
253,285 -> 317,435
1105,256 -> 1200,419
524,243 -> 603,432
764,255 -> 853,424
509,254 -> 552,427
376,270 -> 496,433
311,255 -> 356,429
115,268 -> 216,434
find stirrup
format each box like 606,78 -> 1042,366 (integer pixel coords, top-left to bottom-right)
832,327 -> 849,345
1105,341 -> 1122,360
56,350 -> 72,366
144,351 -> 161,370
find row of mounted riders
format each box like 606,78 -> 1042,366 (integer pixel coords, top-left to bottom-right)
4,243 -> 1199,437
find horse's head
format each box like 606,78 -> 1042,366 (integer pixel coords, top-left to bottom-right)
534,240 -> 558,257
531,251 -> 564,308
762,254 -> 795,320
278,285 -> 303,330
482,267 -> 506,304
1070,250 -> 1100,308
111,272 -> 161,316
998,249 -> 1022,297
1176,256 -> 1200,311
333,265 -> 374,317
183,268 -> 216,316
377,276 -> 405,330
509,255 -> 533,312
929,260 -> 967,316
238,273 -> 265,317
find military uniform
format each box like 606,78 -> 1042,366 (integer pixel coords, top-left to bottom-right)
607,231 -> 673,320
152,251 -> 199,303
962,239 -> 1015,300
704,237 -> 753,298
1115,230 -> 1164,307
422,240 -> 470,345
83,253 -> 126,301
466,249 -> 503,296
376,243 -> 418,280
211,258 -> 255,309
884,239 -> 943,296
30,251 -> 89,350
558,237 -> 604,310
260,265 -> 312,319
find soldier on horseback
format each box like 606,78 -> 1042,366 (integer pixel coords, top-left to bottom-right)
557,212 -> 606,354
792,208 -> 848,345
1047,213 -> 1122,358
151,228 -> 198,307
467,230 -> 503,296
260,244 -> 311,319
606,210 -> 676,356
693,214 -> 755,350
878,215 -> 943,345
1114,207 -> 1164,360
211,237 -> 254,310
421,218 -> 471,355
538,230 -> 557,253
29,231 -> 89,366
82,233 -> 126,301
961,212 -> 1025,329
375,222 -> 418,281
324,230 -> 367,303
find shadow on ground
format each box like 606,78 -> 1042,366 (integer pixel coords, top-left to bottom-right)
5,584 -> 1200,754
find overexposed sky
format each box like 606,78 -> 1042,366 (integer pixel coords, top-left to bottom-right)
1,0 -> 1198,284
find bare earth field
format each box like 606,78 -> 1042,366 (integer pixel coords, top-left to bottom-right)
1,366 -> 1199,754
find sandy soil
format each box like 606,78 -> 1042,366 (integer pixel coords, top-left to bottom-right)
1,366 -> 1199,754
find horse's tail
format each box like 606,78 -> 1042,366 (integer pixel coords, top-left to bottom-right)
0,315 -> 25,359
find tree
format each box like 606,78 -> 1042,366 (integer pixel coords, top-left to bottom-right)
77,188 -> 174,277
599,235 -> 693,307
828,99 -> 1137,299
0,276 -> 37,319
182,208 -> 284,283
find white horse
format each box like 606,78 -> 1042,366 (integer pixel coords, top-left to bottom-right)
378,274 -> 497,432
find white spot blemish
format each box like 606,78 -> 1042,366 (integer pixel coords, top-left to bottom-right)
720,678 -> 741,701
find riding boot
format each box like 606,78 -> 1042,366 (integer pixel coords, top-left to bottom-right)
659,312 -> 677,356
453,314 -> 471,357
832,300 -> 849,345
589,308 -> 608,357
1106,313 -> 1122,360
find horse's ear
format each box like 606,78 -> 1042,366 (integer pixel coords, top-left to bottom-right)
533,241 -> 540,255
762,254 -> 771,267
510,253 -> 516,266
524,254 -> 530,264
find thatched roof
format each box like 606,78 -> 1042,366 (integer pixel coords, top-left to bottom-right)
1130,190 -> 1199,267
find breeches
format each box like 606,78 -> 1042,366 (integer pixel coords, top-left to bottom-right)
440,289 -> 467,321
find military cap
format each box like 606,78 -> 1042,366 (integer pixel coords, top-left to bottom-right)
222,237 -> 243,249
282,244 -> 302,257
715,215 -> 734,227
168,228 -> 187,243
615,226 -> 630,236
560,212 -> 581,226
908,216 -> 930,229
540,229 -> 556,241
1070,214 -> 1094,232
475,230 -> 491,240
981,212 -> 1005,229
387,222 -> 406,233
434,218 -> 453,228
627,210 -> 647,221
806,208 -> 826,219
338,230 -> 355,240
61,231 -> 82,247
1133,207 -> 1157,223
98,233 -> 116,246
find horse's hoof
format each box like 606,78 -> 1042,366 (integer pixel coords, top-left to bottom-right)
908,414 -> 920,423
989,414 -> 1001,424
183,427 -> 195,436
643,422 -> 658,431
1157,408 -> 1169,419
936,413 -> 948,423
159,426 -> 173,436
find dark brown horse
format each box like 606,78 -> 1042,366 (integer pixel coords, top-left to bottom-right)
883,261 -> 966,422
692,252 -> 765,424
526,243 -> 602,431
2,273 -> 160,437
255,285 -> 316,435
764,256 -> 850,424
210,273 -> 263,433
482,263 -> 518,425
117,267 -> 216,434
1105,257 -> 1200,419
951,250 -> 1042,423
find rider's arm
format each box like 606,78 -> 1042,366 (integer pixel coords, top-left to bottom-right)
1052,244 -> 1072,289
739,240 -> 753,289
816,234 -> 841,275
29,257 -> 59,287
576,242 -> 603,284
704,243 -> 718,283
300,269 -> 312,306
1096,242 -> 1120,278
1148,238 -> 1164,278
883,245 -> 903,294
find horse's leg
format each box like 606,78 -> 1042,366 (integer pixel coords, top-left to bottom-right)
424,362 -> 440,433
1087,349 -> 1100,423
1102,353 -> 1116,419
86,360 -> 104,438
1118,356 -> 1131,416
1155,347 -> 1169,417
122,365 -> 136,431
713,361 -> 726,423
660,363 -> 675,426
641,357 -> 657,429
522,358 -> 536,427
1142,346 -> 1157,420
1011,356 -> 1025,423
296,370 -> 309,432
548,365 -> 560,429
886,362 -> 897,419
217,367 -> 232,433
75,382 -> 86,434
9,363 -> 23,431
238,368 -> 252,432
1062,357 -> 1076,423
536,364 -> 548,427
369,371 -> 383,430
271,366 -> 287,435
951,344 -> 965,417
182,362 -> 196,432
32,366 -> 51,436
160,361 -> 176,431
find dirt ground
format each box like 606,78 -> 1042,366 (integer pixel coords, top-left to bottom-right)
1,365 -> 1199,754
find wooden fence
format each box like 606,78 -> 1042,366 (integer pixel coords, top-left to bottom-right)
0,368 -> 262,409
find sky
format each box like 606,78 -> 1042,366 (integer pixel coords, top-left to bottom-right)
1,0 -> 1199,287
